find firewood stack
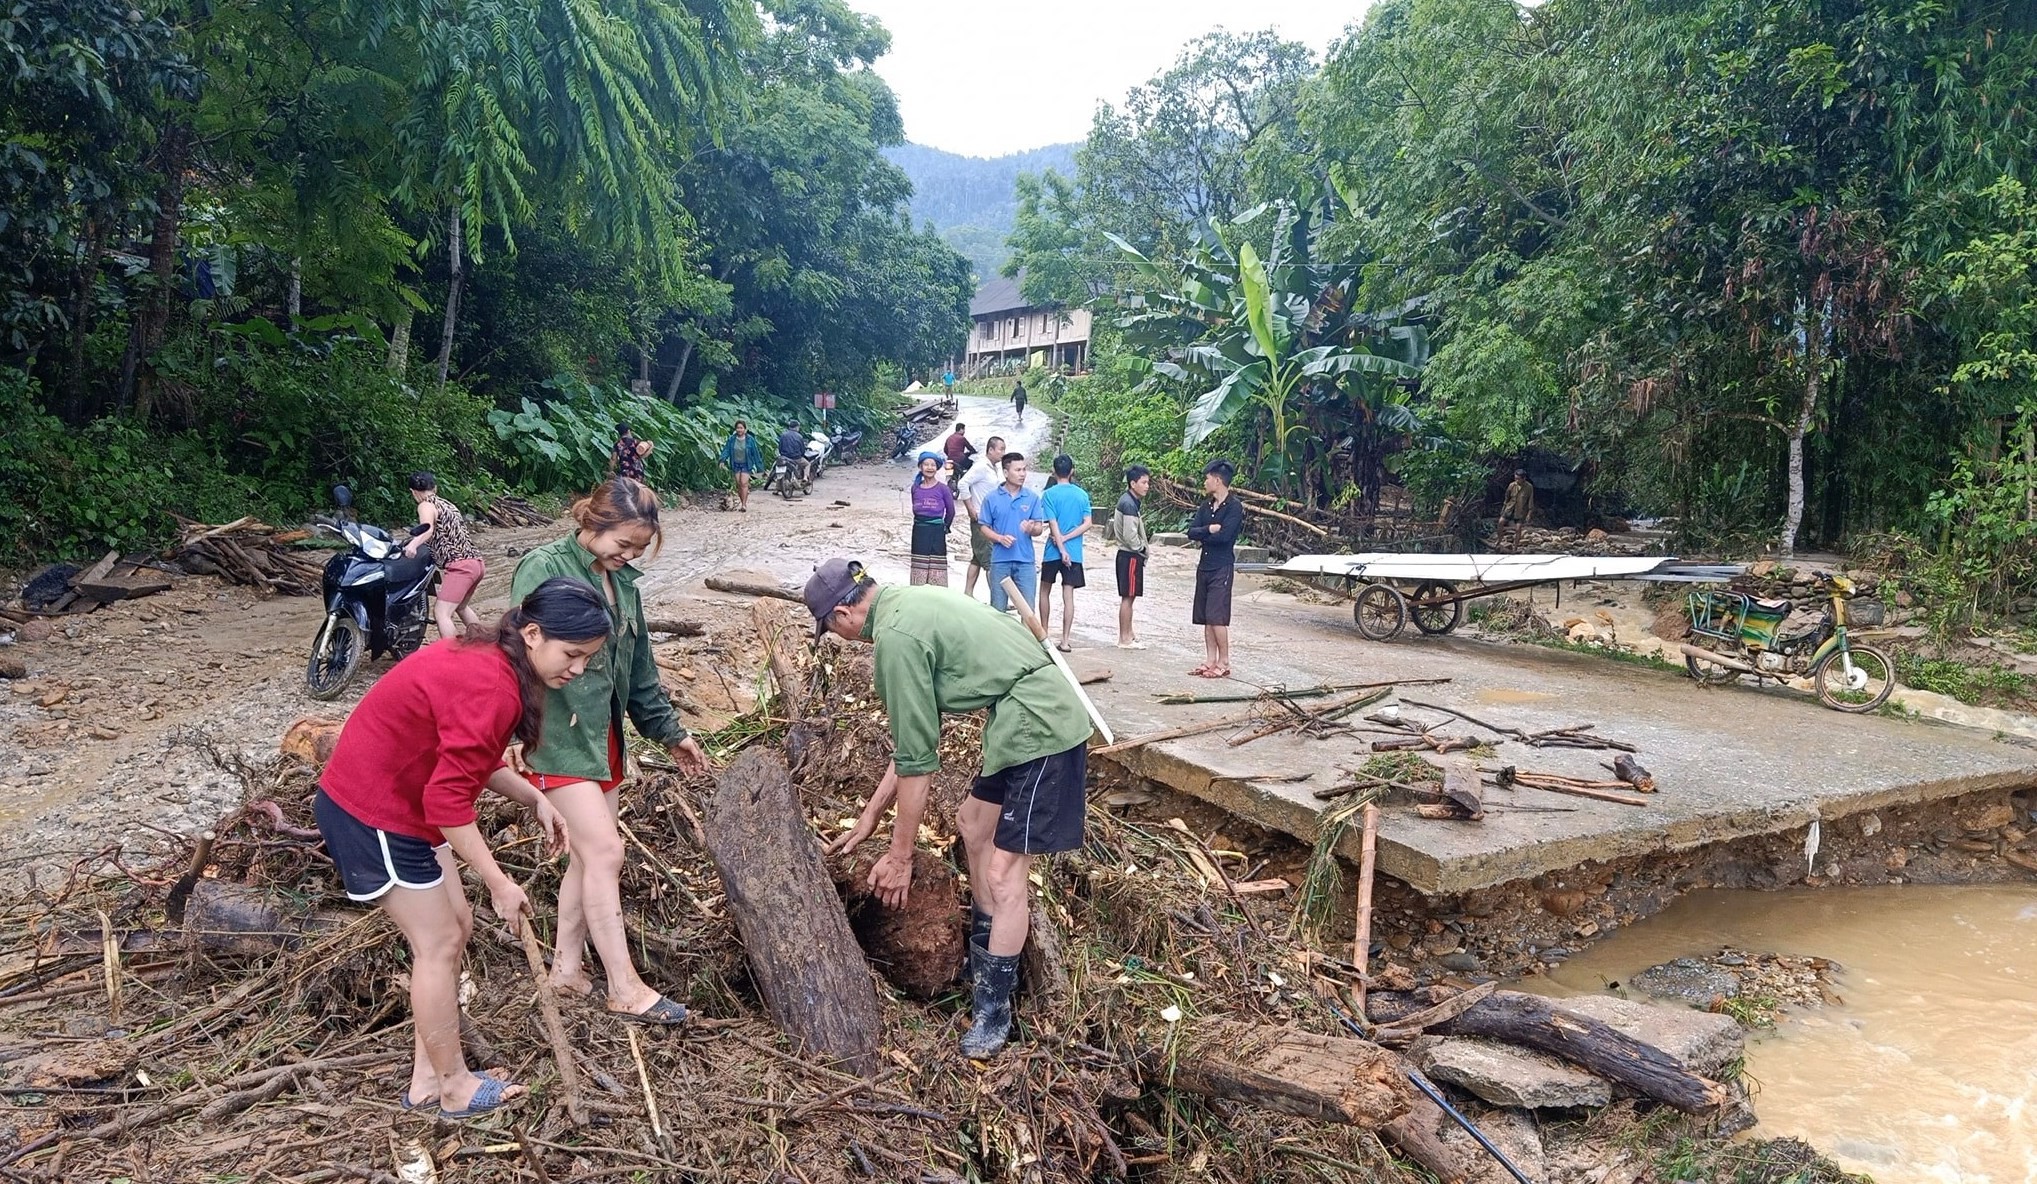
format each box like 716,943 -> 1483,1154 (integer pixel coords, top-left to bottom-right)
479,494 -> 551,527
168,516 -> 325,596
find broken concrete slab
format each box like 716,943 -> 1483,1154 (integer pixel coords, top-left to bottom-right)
1439,1105 -> 1545,1184
1547,994 -> 1743,1076
1417,1037 -> 1611,1109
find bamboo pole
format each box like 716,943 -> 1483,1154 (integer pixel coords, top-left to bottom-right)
1351,805 -> 1380,1013
516,916 -> 590,1127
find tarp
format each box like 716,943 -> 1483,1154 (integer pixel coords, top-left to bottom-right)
1267,553 -> 1743,584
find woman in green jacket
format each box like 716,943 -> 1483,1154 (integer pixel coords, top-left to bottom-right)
511,477 -> 707,1023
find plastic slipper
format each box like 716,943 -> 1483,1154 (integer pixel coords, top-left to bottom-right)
399,1090 -> 437,1114
1056,642 -> 1073,653
437,1074 -> 522,1122
1116,640 -> 1148,650
616,995 -> 690,1025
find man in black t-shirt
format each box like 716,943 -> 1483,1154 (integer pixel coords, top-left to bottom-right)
1186,459 -> 1243,678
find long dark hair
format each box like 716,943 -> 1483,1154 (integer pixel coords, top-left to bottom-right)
484,577 -> 612,748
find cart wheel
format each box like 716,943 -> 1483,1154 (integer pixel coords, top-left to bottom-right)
1353,584 -> 1408,641
1410,581 -> 1462,635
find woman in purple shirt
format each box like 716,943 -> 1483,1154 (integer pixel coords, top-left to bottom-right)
907,449 -> 957,586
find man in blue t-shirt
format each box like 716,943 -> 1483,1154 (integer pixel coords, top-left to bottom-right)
977,452 -> 1048,612
1039,454 -> 1092,652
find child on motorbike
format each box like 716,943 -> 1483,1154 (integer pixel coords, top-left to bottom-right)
313,577 -> 605,1119
510,478 -> 710,1024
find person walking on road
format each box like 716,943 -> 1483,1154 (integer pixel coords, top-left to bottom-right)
978,452 -> 1048,613
1111,465 -> 1152,649
313,577 -> 602,1119
1039,454 -> 1091,652
403,471 -> 486,640
1187,459 -> 1244,678
511,478 -> 709,1025
958,435 -> 1006,599
1499,468 -> 1536,548
1010,379 -> 1028,424
810,559 -> 1095,1059
907,449 -> 957,586
719,420 -> 762,512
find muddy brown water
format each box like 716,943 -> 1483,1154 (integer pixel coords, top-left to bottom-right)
1535,884 -> 2037,1183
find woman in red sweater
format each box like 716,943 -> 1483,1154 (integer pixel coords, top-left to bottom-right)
315,577 -> 610,1120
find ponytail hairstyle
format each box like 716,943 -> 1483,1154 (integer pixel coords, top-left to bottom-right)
488,577 -> 613,749
570,477 -> 664,556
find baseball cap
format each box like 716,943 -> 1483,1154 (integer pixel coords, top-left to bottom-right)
803,558 -> 869,638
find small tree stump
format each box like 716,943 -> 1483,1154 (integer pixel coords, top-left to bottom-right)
1140,1020 -> 1414,1127
835,849 -> 964,1000
705,750 -> 882,1075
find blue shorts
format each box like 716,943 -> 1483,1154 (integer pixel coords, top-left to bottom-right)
314,789 -> 447,902
731,463 -> 754,475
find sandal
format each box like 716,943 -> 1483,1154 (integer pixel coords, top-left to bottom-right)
615,995 -> 690,1025
399,1090 -> 437,1114
1055,641 -> 1073,653
1188,664 -> 1214,677
437,1074 -> 524,1122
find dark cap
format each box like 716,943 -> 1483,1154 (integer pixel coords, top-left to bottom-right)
803,558 -> 870,638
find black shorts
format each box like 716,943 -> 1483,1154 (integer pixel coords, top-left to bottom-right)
1192,563 -> 1234,626
969,743 -> 1089,855
1115,551 -> 1146,599
1040,558 -> 1085,589
314,789 -> 448,902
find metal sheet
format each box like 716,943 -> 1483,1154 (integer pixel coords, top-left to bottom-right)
1271,553 -> 1683,582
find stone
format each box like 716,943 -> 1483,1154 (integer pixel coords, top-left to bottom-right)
1960,801 -> 2015,831
1439,952 -> 1482,973
1438,1107 -> 1547,1184
1547,994 -> 1744,1076
18,619 -> 54,643
1856,812 -> 1882,838
1628,956 -> 1738,1006
1152,532 -> 1192,548
1418,1037 -> 1611,1109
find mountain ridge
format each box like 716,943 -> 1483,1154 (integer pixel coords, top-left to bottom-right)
887,141 -> 1079,280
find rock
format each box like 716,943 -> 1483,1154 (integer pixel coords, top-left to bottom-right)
1960,801 -> 2015,831
1438,1105 -> 1546,1184
1627,957 -> 1739,1006
1586,528 -> 1608,542
1856,812 -> 1882,838
1418,1038 -> 1611,1109
1152,532 -> 1192,548
18,618 -> 54,643
1439,952 -> 1483,973
0,655 -> 24,680
1423,931 -> 1460,956
1547,994 -> 1744,1076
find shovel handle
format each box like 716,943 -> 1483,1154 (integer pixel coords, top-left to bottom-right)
999,577 -> 1051,642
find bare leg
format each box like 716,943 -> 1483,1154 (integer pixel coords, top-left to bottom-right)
1039,577 -> 1054,635
736,472 -> 750,509
956,797 -> 998,913
1058,584 -> 1076,647
983,848 -> 1035,957
965,561 -> 983,598
1212,625 -> 1231,674
546,781 -> 663,1014
1204,625 -> 1220,669
455,584 -> 484,635
380,851 -> 512,1113
1118,597 -> 1134,645
432,597 -> 458,641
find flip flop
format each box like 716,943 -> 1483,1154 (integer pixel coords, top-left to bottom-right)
615,995 -> 690,1025
1055,642 -> 1073,653
437,1074 -> 523,1122
1188,664 -> 1214,677
399,1090 -> 437,1114
1116,640 -> 1148,650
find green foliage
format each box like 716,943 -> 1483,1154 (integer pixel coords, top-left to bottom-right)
1894,652 -> 2033,709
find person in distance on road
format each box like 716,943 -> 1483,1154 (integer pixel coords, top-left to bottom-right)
403,471 -> 486,640
1111,465 -> 1152,649
810,558 -> 1094,1059
511,478 -> 709,1026
943,421 -> 977,488
777,423 -> 810,484
1039,454 -> 1092,652
1187,459 -> 1243,679
609,421 -> 649,483
314,577 -> 600,1120
719,419 -> 762,512
1010,379 -> 1028,424
907,449 -> 957,586
1499,467 -> 1536,549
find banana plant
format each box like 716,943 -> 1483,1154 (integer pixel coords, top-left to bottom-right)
1114,199 -> 1424,501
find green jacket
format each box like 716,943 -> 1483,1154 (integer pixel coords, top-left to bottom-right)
510,535 -> 687,780
862,585 -> 1094,777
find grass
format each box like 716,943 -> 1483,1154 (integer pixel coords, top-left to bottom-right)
1894,652 -> 2034,707
1359,751 -> 1440,784
1714,994 -> 1785,1029
1531,635 -> 1687,673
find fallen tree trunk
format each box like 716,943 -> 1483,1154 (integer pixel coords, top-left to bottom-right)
705,573 -> 803,602
1382,1061 -> 1476,1184
1139,1020 -> 1412,1127
182,880 -> 350,955
705,749 -> 882,1075
1370,989 -> 1727,1112
644,617 -> 704,637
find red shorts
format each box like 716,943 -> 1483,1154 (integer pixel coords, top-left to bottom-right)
438,557 -> 486,602
530,731 -> 626,794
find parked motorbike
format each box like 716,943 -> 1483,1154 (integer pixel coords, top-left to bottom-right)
1678,571 -> 1895,712
761,454 -> 810,498
828,424 -> 863,460
305,485 -> 436,700
890,420 -> 926,460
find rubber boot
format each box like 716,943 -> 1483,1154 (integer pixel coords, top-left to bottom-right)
960,941 -> 1020,1059
962,907 -> 993,988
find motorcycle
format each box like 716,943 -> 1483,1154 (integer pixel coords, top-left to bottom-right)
305,485 -> 437,700
804,430 -> 835,479
761,453 -> 810,498
1678,571 -> 1895,712
890,420 -> 926,461
829,424 -> 863,460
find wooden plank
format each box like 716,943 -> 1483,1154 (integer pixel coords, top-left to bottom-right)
76,573 -> 173,602
1141,1020 -> 1414,1128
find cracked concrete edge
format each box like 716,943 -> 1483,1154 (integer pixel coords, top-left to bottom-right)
1101,745 -> 2037,896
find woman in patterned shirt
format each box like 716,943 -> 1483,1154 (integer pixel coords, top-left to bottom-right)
610,421 -> 650,482
405,473 -> 487,639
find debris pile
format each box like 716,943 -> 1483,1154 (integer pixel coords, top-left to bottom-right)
168,516 -> 325,596
478,494 -> 552,528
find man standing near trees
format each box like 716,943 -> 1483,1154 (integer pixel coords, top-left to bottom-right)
1039,454 -> 1091,652
979,452 -> 1049,613
958,435 -> 1006,599
810,558 -> 1094,1059
1499,468 -> 1536,549
1010,379 -> 1028,424
1188,459 -> 1243,679
1112,465 -> 1152,649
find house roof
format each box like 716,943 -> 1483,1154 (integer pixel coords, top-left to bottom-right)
969,273 -> 1030,317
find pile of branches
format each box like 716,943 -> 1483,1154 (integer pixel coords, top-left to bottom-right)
479,495 -> 551,528
167,516 -> 324,597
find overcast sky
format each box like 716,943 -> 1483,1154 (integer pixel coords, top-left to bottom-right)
854,1 -> 1376,158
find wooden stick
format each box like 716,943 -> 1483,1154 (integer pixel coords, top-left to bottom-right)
750,600 -> 804,723
98,909 -> 120,1025
1352,804 -> 1380,1012
1155,677 -> 1449,706
625,1027 -> 669,1157
1092,707 -> 1263,756
516,916 -> 590,1127
617,818 -> 716,922
1504,780 -> 1649,807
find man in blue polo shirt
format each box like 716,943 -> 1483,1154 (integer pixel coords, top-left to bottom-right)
977,451 -> 1048,612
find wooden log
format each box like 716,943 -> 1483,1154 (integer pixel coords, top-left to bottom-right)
1611,753 -> 1656,793
516,916 -> 590,1127
644,617 -> 705,637
1091,706 -> 1264,756
1382,1061 -> 1476,1184
1140,1020 -> 1413,1127
1020,899 -> 1071,1009
1352,803 -> 1380,1010
705,749 -> 882,1075
1369,988 -> 1729,1112
77,550 -> 120,587
706,573 -> 803,602
281,716 -> 346,766
181,880 -> 348,955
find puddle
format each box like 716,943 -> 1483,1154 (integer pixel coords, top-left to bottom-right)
1474,688 -> 1557,704
1533,885 -> 2037,1184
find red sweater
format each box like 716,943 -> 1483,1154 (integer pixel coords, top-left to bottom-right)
320,640 -> 521,844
